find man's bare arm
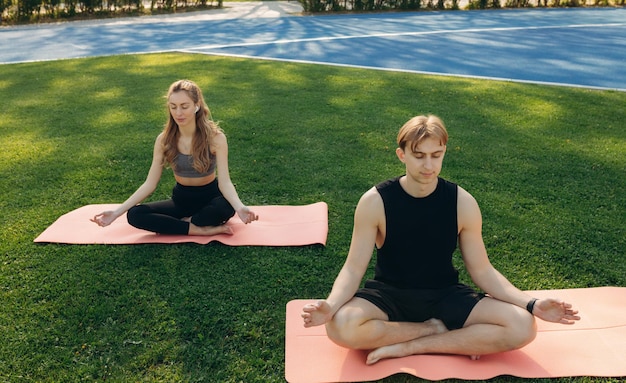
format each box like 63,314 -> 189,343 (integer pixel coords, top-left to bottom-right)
302,188 -> 382,327
457,186 -> 580,324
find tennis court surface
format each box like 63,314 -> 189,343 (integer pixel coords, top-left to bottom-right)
1,3 -> 624,91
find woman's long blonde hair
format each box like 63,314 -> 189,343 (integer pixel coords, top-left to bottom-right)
161,79 -> 222,173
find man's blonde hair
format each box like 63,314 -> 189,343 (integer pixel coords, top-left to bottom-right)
397,115 -> 448,152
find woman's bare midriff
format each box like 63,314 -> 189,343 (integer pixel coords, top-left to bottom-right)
175,173 -> 216,187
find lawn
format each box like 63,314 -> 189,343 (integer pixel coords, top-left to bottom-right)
0,53 -> 624,382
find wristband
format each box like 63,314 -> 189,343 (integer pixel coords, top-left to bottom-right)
526,298 -> 538,314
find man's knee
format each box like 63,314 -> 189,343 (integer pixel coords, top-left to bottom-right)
467,298 -> 538,352
325,305 -> 372,350
499,311 -> 537,351
509,312 -> 537,349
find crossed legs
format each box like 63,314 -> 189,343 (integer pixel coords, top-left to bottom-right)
326,296 -> 536,365
127,196 -> 235,235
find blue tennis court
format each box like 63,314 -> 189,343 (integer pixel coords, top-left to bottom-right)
1,5 -> 624,91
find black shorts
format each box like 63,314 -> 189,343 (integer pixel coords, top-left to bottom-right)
354,280 -> 485,330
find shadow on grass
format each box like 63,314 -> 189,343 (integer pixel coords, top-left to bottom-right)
0,53 -> 624,381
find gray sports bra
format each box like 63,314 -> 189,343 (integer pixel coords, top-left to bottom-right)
173,152 -> 216,178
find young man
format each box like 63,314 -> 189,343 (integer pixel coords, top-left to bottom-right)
301,115 -> 579,365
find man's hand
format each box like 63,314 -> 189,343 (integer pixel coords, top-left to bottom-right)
533,298 -> 580,324
301,300 -> 334,328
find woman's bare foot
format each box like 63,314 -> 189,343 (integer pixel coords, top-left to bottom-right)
187,222 -> 233,236
366,318 -> 448,365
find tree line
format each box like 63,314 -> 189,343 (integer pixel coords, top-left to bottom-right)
301,0 -> 623,12
1,0 -> 622,25
1,0 -> 221,24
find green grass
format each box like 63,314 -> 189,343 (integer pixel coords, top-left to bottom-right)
0,53 -> 624,382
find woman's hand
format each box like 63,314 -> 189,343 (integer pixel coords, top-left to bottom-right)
90,211 -> 119,227
237,206 -> 259,224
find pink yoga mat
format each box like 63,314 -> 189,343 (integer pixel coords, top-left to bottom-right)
285,287 -> 626,382
35,203 -> 328,246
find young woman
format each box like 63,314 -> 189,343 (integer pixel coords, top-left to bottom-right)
91,79 -> 258,235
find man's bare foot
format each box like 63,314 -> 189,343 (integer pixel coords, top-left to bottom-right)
366,342 -> 481,365
366,343 -> 408,365
424,318 -> 448,335
366,318 -> 448,365
188,223 -> 233,236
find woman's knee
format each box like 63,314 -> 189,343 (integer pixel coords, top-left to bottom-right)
192,198 -> 235,227
126,205 -> 149,227
216,197 -> 236,221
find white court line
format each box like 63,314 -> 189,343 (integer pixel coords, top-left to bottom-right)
180,21 -> 626,92
187,22 -> 626,51
179,49 -> 626,93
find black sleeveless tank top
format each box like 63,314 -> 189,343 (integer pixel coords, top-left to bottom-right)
374,176 -> 459,289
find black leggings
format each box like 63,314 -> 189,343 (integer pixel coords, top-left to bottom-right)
127,180 -> 235,235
